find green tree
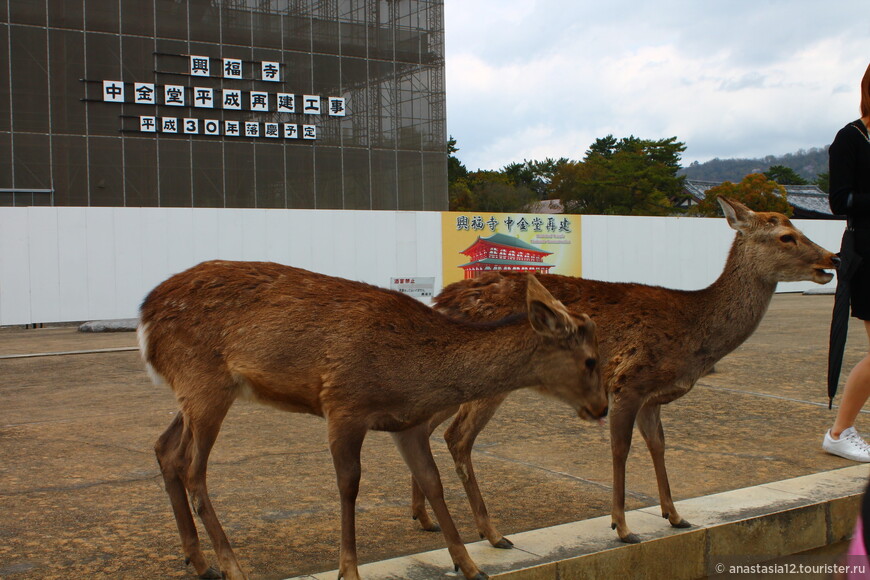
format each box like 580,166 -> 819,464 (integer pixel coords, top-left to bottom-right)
585,134 -> 619,158
689,173 -> 792,217
764,165 -> 808,185
448,169 -> 538,212
463,170 -> 538,213
448,180 -> 475,211
815,171 -> 830,193
448,136 -> 469,185
549,159 -> 613,214
551,136 -> 686,215
502,158 -> 568,199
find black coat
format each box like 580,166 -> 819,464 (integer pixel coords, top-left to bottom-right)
829,119 -> 870,228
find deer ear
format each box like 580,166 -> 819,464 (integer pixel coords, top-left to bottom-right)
717,197 -> 755,231
526,275 -> 576,339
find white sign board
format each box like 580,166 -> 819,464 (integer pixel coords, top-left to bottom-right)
390,277 -> 435,304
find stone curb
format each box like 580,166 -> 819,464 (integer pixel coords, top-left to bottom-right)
803,287 -> 836,295
286,465 -> 869,580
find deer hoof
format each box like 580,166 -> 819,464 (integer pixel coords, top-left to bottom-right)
670,519 -> 692,529
455,564 -> 489,578
492,537 -> 514,549
413,515 -> 440,532
199,567 -> 222,579
619,532 -> 642,544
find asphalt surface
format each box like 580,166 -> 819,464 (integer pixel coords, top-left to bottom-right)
0,293 -> 868,580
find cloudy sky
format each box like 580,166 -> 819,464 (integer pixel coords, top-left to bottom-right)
443,0 -> 870,171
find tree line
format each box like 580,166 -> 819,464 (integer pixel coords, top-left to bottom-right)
448,136 -> 830,217
681,147 -> 829,183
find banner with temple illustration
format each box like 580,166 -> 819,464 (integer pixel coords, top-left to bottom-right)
441,212 -> 582,286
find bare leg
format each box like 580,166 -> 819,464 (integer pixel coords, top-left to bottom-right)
154,413 -> 221,579
609,397 -> 641,543
392,423 -> 487,580
328,420 -> 367,580
443,396 -> 512,548
832,321 -> 870,437
636,404 -> 690,529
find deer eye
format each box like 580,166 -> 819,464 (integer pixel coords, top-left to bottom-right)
780,234 -> 796,244
585,357 -> 597,371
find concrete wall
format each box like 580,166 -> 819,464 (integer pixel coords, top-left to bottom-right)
0,207 -> 845,326
580,214 -> 844,293
0,207 -> 442,326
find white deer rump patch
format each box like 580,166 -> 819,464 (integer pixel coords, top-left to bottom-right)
137,322 -> 167,386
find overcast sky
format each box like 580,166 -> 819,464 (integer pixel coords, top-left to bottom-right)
443,0 -> 870,172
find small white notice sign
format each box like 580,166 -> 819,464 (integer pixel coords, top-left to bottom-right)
390,277 -> 435,304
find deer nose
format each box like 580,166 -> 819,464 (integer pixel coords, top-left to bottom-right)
832,254 -> 842,269
593,404 -> 608,426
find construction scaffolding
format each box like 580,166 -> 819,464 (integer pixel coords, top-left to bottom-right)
220,0 -> 445,151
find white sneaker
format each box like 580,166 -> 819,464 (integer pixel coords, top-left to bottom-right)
823,427 -> 870,462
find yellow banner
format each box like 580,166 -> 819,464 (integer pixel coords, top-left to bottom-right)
441,212 -> 582,286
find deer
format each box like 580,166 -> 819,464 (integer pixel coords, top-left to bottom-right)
138,260 -> 608,580
409,197 -> 839,546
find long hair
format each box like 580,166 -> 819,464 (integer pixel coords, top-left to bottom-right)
861,63 -> 870,119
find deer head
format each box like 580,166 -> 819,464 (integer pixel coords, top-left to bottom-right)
525,275 -> 606,421
717,197 -> 839,285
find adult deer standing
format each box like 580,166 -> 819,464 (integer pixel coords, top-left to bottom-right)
411,197 -> 839,545
139,260 -> 607,580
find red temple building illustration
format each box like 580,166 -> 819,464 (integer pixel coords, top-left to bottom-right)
458,233 -> 554,279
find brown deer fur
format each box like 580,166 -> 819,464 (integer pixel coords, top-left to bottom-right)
411,197 -> 838,546
139,260 -> 607,580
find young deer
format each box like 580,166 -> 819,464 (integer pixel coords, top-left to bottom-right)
139,260 -> 607,580
411,197 -> 839,546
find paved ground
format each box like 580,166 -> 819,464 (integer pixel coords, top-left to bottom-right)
0,293 -> 868,580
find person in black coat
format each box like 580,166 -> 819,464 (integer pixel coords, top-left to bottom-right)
823,63 -> 870,462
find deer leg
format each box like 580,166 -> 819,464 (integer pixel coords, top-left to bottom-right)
392,423 -> 488,580
328,420 -> 367,580
636,404 -> 691,529
411,476 -> 440,532
443,396 -> 512,549
184,400 -> 248,580
154,412 -> 221,579
411,409 -> 456,533
609,398 -> 641,544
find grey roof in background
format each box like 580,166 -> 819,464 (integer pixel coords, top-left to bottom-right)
786,187 -> 837,217
683,180 -> 838,218
526,199 -> 564,214
682,180 -> 722,200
